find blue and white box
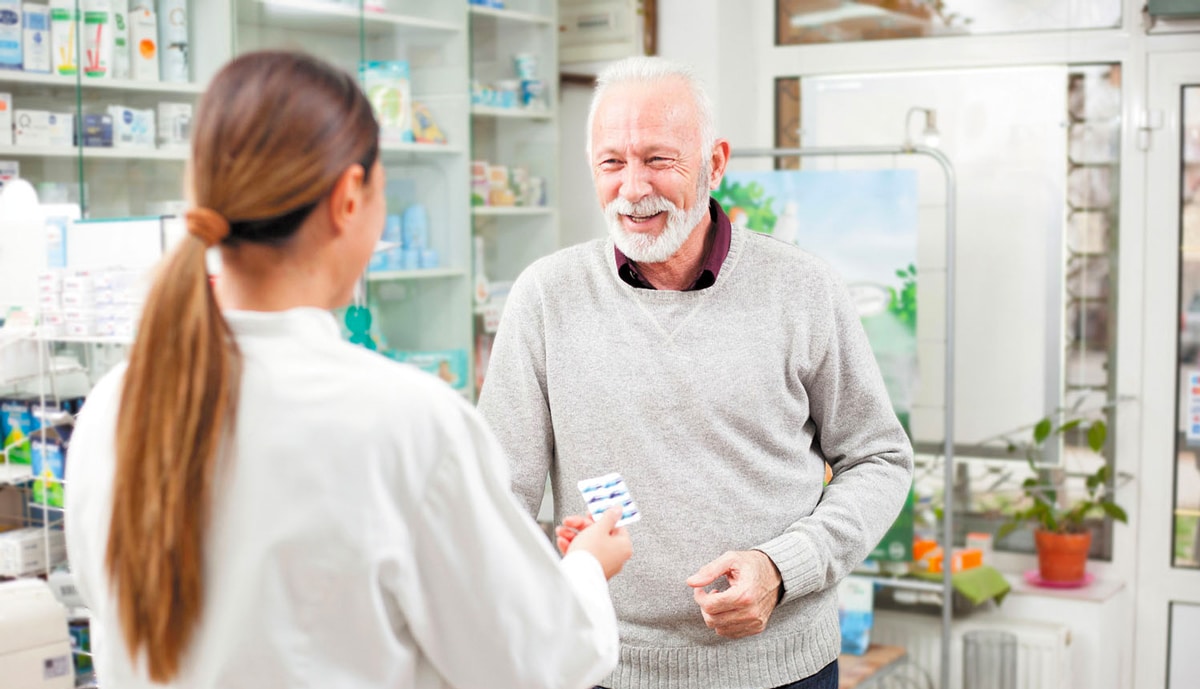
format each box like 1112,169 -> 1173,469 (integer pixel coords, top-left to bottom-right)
108,105 -> 155,148
22,3 -> 48,73
0,1 -> 21,71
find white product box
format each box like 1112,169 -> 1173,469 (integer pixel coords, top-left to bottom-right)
60,290 -> 95,308
0,528 -> 67,578
157,101 -> 190,146
62,273 -> 94,292
13,109 -> 72,147
37,270 -> 63,290
22,3 -> 50,73
37,292 -> 60,310
41,309 -> 65,325
0,92 -> 11,147
65,321 -> 96,337
62,307 -> 95,324
108,105 -> 154,148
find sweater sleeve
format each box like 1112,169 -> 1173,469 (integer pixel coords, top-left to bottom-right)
755,271 -> 914,605
394,398 -> 618,689
476,267 -> 555,517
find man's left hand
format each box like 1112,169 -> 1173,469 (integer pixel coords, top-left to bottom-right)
686,550 -> 782,639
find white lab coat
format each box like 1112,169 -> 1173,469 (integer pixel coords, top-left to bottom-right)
64,308 -> 618,689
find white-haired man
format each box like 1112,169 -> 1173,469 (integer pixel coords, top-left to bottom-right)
478,56 -> 913,689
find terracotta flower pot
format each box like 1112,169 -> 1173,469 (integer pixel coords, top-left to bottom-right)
1035,529 -> 1092,582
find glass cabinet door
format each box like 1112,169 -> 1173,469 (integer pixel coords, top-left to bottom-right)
230,0 -> 474,396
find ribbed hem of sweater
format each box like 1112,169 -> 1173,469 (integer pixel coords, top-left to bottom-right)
755,532 -> 823,604
603,610 -> 840,689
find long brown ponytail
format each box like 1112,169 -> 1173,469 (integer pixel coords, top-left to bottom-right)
105,51 -> 379,682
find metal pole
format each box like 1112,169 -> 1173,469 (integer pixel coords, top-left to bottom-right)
732,146 -> 957,689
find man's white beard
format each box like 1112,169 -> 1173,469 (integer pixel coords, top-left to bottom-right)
605,185 -> 711,265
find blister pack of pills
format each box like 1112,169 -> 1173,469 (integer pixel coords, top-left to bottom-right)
577,472 -> 641,527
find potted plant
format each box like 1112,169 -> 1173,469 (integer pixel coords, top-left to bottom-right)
996,413 -> 1128,583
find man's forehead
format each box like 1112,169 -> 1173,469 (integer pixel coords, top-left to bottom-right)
591,82 -> 700,148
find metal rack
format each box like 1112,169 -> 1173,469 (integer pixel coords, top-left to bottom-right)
1,331 -> 129,688
730,145 -> 957,689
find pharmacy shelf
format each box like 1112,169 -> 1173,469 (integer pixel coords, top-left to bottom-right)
468,5 -> 555,26
471,105 -> 554,121
0,145 -> 188,161
366,268 -> 467,282
849,573 -> 946,593
0,71 -> 204,95
381,141 -> 465,156
243,0 -> 461,37
472,206 -> 553,217
39,335 -> 133,346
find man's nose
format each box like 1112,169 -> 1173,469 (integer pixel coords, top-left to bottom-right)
619,161 -> 652,203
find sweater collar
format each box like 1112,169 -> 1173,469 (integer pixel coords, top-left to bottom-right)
613,198 -> 732,291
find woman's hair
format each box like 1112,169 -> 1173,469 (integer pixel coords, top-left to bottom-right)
105,51 -> 379,682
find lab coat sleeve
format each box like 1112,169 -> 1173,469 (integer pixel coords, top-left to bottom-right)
392,397 -> 618,689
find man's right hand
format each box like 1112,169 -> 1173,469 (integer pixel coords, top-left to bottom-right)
562,508 -> 632,580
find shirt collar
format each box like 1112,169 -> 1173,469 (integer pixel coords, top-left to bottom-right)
614,198 -> 733,291
223,307 -> 343,341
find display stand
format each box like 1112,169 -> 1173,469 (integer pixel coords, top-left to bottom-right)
731,145 -> 957,689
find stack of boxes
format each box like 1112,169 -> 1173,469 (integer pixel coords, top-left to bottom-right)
39,268 -> 141,339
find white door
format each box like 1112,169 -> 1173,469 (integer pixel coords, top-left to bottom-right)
1136,51 -> 1200,689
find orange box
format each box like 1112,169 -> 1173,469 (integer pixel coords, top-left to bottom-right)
927,547 -> 983,573
913,538 -> 938,561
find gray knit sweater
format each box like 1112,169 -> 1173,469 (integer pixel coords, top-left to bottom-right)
477,226 -> 914,689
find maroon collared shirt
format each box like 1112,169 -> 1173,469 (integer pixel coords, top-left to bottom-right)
614,199 -> 732,291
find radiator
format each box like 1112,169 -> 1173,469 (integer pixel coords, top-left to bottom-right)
871,609 -> 1073,689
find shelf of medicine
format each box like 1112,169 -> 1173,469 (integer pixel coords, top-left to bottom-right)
0,71 -> 205,95
39,335 -> 133,346
244,0 -> 462,37
366,268 -> 467,282
472,206 -> 553,217
468,5 -> 555,26
470,105 -> 554,121
380,141 -> 465,156
0,146 -> 189,161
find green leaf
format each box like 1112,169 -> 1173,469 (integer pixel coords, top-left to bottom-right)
1022,477 -> 1039,488
1006,442 -> 1018,454
1102,502 -> 1128,523
996,522 -> 1018,540
1059,419 -> 1083,433
1087,421 -> 1108,453
1034,418 -> 1053,444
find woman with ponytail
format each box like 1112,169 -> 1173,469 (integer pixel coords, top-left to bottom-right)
64,51 -> 630,689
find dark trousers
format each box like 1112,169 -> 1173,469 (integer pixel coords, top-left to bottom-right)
773,660 -> 839,689
596,659 -> 839,689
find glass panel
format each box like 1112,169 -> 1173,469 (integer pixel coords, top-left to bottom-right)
1175,85 -> 1200,569
776,0 -> 1121,45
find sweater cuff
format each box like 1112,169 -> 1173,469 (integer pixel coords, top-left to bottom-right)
755,532 -> 823,606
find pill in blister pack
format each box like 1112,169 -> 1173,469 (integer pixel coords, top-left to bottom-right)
577,472 -> 641,527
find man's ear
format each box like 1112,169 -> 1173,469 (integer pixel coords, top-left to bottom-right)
709,139 -> 731,189
325,164 -> 367,235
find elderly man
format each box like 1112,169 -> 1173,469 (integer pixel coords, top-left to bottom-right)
477,56 -> 913,689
